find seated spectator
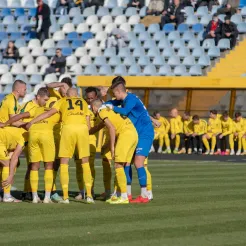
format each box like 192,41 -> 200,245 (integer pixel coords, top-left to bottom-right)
221,16 -> 238,48
106,28 -> 128,54
55,0 -> 70,15
203,14 -> 222,45
127,0 -> 144,9
2,41 -> 19,67
147,0 -> 165,15
217,0 -> 239,17
195,0 -> 219,12
83,0 -> 104,13
160,0 -> 185,28
45,48 -> 66,75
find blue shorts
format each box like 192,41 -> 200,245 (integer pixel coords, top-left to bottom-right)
135,125 -> 154,157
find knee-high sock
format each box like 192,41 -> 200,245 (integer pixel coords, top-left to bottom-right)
102,159 -> 111,192
136,166 -> 147,187
52,170 -> 57,192
89,154 -> 96,189
203,137 -> 210,151
229,134 -> 234,151
2,167 -> 10,196
175,134 -> 180,149
242,138 -> 246,152
159,133 -> 164,148
238,135 -> 242,151
211,136 -> 216,151
30,170 -> 38,195
24,167 -> 31,193
145,167 -> 152,191
116,167 -> 127,197
60,164 -> 69,200
82,162 -> 92,198
76,160 -> 84,192
164,134 -> 170,148
44,169 -> 53,198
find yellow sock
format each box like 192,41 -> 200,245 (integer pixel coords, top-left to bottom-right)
164,134 -> 170,148
2,167 -> 11,195
115,167 -> 127,194
145,167 -> 152,191
52,170 -> 57,192
238,135 -> 242,151
211,136 -> 216,151
60,164 -> 69,200
203,137 -> 210,151
242,138 -> 246,152
102,159 -> 112,191
113,176 -> 119,194
89,155 -> 96,189
0,167 -> 2,183
82,162 -> 92,198
159,134 -> 164,148
44,169 -> 53,193
30,170 -> 39,193
76,160 -> 84,191
175,135 -> 180,149
229,134 -> 234,150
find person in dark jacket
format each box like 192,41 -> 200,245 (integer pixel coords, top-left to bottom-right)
127,0 -> 144,9
221,16 -> 238,48
2,41 -> 19,67
217,0 -> 239,17
35,0 -> 51,41
160,0 -> 185,28
203,14 -> 222,45
195,0 -> 219,12
45,49 -> 66,75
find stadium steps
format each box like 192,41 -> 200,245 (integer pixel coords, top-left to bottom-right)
207,38 -> 246,77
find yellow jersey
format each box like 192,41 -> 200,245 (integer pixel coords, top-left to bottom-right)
234,118 -> 246,134
52,97 -> 89,125
0,127 -> 26,150
48,88 -> 63,99
170,115 -> 183,134
221,118 -> 234,136
183,117 -> 193,134
193,119 -> 207,135
98,108 -> 133,136
19,100 -> 39,123
0,93 -> 19,123
154,116 -> 170,133
208,116 -> 222,134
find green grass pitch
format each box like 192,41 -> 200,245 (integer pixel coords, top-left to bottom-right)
1,159 -> 246,246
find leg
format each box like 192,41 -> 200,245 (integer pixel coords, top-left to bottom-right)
192,136 -> 198,152
237,133 -> 243,155
215,135 -> 221,153
229,134 -> 235,154
124,162 -> 132,198
187,135 -> 193,154
198,135 -> 203,153
203,134 -> 211,154
225,135 -> 230,152
81,156 -> 93,201
176,14 -> 185,26
60,157 -> 69,201
161,16 -> 170,29
0,160 -> 11,201
230,35 -> 237,49
45,66 -> 56,75
30,162 -> 40,202
175,134 -> 180,150
43,27 -> 49,40
44,162 -> 53,202
211,135 -> 217,153
163,133 -> 171,153
158,132 -> 164,153
178,133 -> 186,154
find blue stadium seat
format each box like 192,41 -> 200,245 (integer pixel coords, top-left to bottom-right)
97,7 -> 109,17
163,23 -> 175,33
184,6 -> 194,15
158,38 -> 171,49
168,31 -> 180,42
1,8 -> 11,17
0,25 -> 4,32
127,32 -> 136,41
118,47 -> 130,58
111,7 -> 123,17
71,40 -> 84,49
158,65 -> 172,76
125,7 -> 137,17
177,47 -> 190,58
208,47 -> 220,58
0,32 -> 8,40
138,56 -> 150,66
237,23 -> 246,33
105,0 -> 118,8
192,47 -> 205,58
139,6 -> 147,17
0,0 -> 7,8
46,48 -> 56,56
57,40 -> 70,48
24,0 -> 36,8
16,74 -> 28,82
24,31 -> 36,40
6,24 -> 19,33
9,32 -> 22,40
99,65 -> 112,75
3,85 -> 13,94
168,56 -> 180,66
15,39 -> 26,48
211,5 -> 220,15
29,74 -> 42,84
108,56 -> 121,66
218,14 -> 226,22
198,55 -> 211,67
104,47 -> 116,58
133,24 -> 145,34
114,65 -> 127,76
183,55 -> 195,67
202,39 -> 215,49
81,32 -> 93,42
49,24 -> 59,34
186,15 -> 199,25
172,39 -> 185,49
197,31 -> 205,42
153,56 -> 165,66
124,55 -> 136,66
14,8 -> 25,17
147,47 -> 160,58
72,16 -> 85,26
132,47 -> 145,58
148,24 -> 160,34
143,39 -> 156,49
162,48 -> 175,58
153,31 -> 165,41
143,65 -> 157,76
231,14 -> 243,24
17,16 -> 29,25
3,16 -> 15,25
138,32 -> 151,42
218,38 -> 231,50
0,39 -> 8,49
192,23 -> 204,33
200,15 -> 212,26
9,0 -> 21,7
69,7 -> 81,16
174,65 -> 187,76
94,56 -> 106,66
128,64 -> 141,75
49,0 -> 58,9
28,8 -> 36,17
67,32 -> 79,40
129,39 -> 141,50
196,6 -> 208,16
177,23 -> 189,33
189,65 -> 202,76
241,6 -> 246,16
62,47 -> 73,56
83,7 -> 95,17
58,15 -> 70,26
182,31 -> 195,42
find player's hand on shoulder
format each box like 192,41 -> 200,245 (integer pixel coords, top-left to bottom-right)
105,104 -> 113,110
152,119 -> 161,128
98,105 -> 107,112
25,122 -> 32,131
